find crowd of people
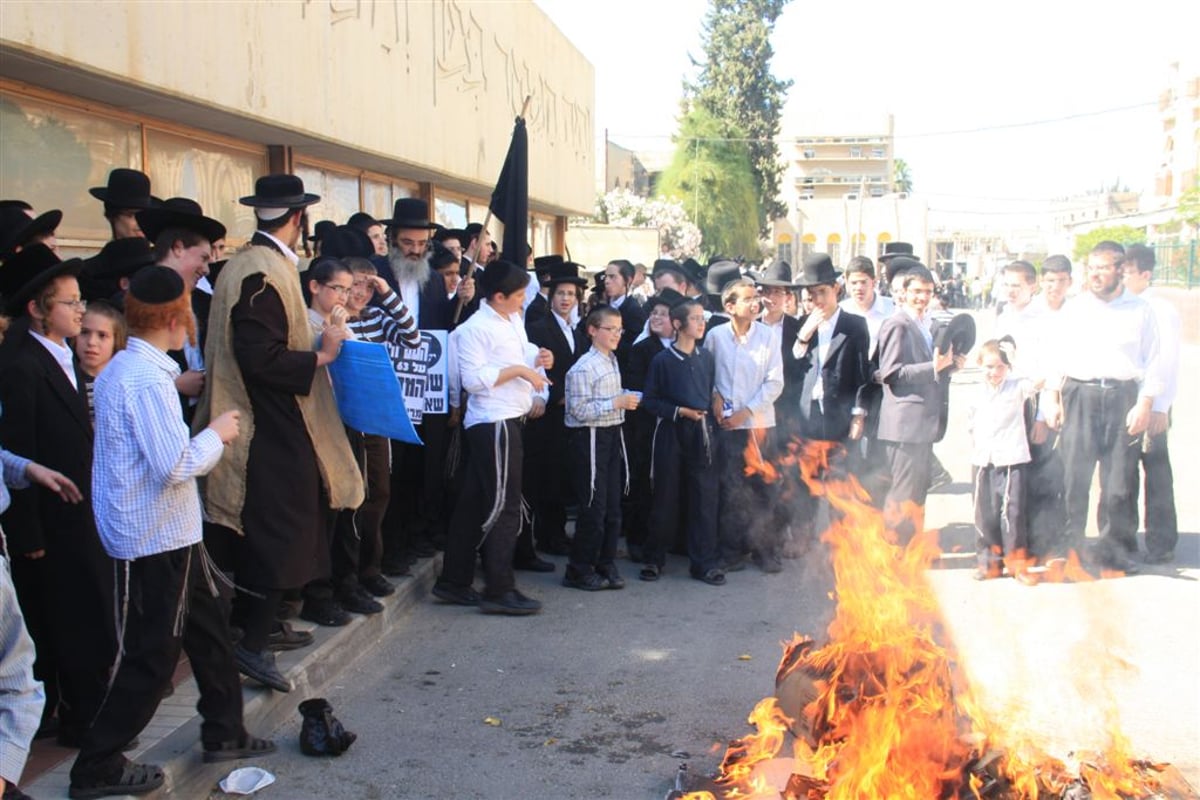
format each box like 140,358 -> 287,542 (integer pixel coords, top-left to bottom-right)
0,169 -> 1181,799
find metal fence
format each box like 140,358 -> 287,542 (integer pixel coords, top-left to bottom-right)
1153,241 -> 1199,288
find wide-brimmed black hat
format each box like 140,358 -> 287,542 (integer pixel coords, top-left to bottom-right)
704,260 -> 743,295
318,225 -> 374,260
756,260 -> 798,288
89,168 -> 160,209
81,237 -> 157,281
0,200 -> 33,213
532,254 -> 565,276
383,198 -> 438,230
885,256 -> 923,283
137,197 -> 226,244
879,241 -> 914,261
795,253 -> 842,287
646,288 -> 686,310
1,244 -> 83,316
542,261 -> 588,290
680,258 -> 705,286
933,313 -> 976,356
311,220 -> 336,243
0,206 -> 62,258
239,174 -> 320,208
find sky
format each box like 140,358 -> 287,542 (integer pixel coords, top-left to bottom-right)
534,0 -> 1198,220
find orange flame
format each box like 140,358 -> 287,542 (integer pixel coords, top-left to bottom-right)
685,439 -> 1186,799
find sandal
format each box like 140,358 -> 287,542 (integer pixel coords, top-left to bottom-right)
69,760 -> 164,799
694,568 -> 726,586
202,734 -> 277,763
638,564 -> 661,581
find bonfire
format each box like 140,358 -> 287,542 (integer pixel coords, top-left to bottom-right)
680,441 -> 1195,800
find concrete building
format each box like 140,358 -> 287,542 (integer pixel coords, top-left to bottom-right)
1153,58 -> 1200,206
602,140 -> 650,197
0,0 -> 594,257
786,115 -> 895,202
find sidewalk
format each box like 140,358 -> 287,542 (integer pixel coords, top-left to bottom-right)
23,556 -> 441,799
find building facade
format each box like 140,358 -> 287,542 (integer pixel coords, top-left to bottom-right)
1153,58 -> 1200,206
1,0 -> 594,256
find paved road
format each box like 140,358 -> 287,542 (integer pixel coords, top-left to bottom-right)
247,315 -> 1199,799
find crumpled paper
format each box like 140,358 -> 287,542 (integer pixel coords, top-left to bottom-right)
219,766 -> 276,795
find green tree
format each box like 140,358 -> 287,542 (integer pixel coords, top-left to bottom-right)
893,158 -> 913,193
687,0 -> 791,234
1072,224 -> 1146,261
658,104 -> 760,260
1176,183 -> 1200,239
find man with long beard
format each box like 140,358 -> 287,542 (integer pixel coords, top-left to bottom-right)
378,199 -> 474,573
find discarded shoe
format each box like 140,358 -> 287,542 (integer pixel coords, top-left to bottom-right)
299,698 -> 357,757
299,599 -> 351,627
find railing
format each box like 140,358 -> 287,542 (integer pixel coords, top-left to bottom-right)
1154,240 -> 1199,288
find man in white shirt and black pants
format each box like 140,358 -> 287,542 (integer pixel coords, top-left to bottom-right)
432,261 -> 553,615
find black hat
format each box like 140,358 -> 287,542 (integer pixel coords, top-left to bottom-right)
879,241 -> 914,261
591,271 -> 607,292
651,258 -> 687,282
532,254 -> 565,276
646,288 -> 686,310
346,211 -> 382,232
429,241 -> 460,271
0,206 -> 62,258
311,220 -> 336,242
755,259 -> 797,288
434,227 -> 467,247
136,197 -> 226,244
239,174 -> 320,208
128,265 -> 185,305
1,244 -> 83,316
541,261 -> 588,290
0,200 -> 33,213
933,313 -> 976,356
885,256 -> 923,283
704,260 -> 743,295
318,225 -> 374,259
81,237 -> 157,281
795,253 -> 842,287
383,198 -> 438,230
479,259 -> 528,297
89,168 -> 160,210
680,257 -> 704,286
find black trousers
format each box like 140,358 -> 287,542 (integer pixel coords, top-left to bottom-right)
644,417 -> 719,575
567,426 -> 624,575
880,440 -> 932,545
1138,427 -> 1178,557
716,428 -> 782,562
439,420 -> 524,599
1059,379 -> 1141,560
383,414 -> 451,560
621,410 -> 655,549
72,544 -> 243,777
1026,433 -> 1067,559
973,463 -> 1028,569
523,405 -> 572,549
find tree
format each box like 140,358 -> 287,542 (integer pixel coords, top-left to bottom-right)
594,188 -> 703,259
1072,224 -> 1146,261
687,0 -> 792,234
658,104 -> 760,260
1176,183 -> 1200,240
893,158 -> 913,194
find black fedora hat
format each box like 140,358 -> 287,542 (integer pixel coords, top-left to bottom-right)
885,256 -> 923,283
542,261 -> 588,289
680,257 -> 705,286
89,168 -> 159,209
1,244 -> 83,316
0,206 -> 62,258
756,260 -> 797,288
239,174 -> 320,208
646,288 -> 686,310
795,253 -> 842,287
704,260 -> 742,295
311,220 -> 336,243
318,225 -> 374,259
137,197 -> 226,244
0,200 -> 33,213
81,237 -> 157,281
651,258 -> 686,281
383,198 -> 438,230
879,241 -> 914,261
933,313 -> 976,356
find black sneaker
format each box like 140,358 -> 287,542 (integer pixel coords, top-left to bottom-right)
360,574 -> 396,597
561,571 -> 607,591
336,587 -> 384,615
479,589 -> 542,615
431,582 -> 482,606
597,564 -> 625,590
513,556 -> 556,573
299,599 -> 351,627
234,645 -> 291,692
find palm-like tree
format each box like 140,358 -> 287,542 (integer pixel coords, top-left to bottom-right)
893,158 -> 913,194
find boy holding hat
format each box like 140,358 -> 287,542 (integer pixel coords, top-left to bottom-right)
69,266 -> 273,798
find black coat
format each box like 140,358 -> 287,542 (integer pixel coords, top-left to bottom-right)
614,297 -> 646,383
525,313 -> 586,408
791,311 -> 871,442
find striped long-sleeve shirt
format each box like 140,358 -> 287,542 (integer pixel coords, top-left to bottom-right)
347,289 -> 420,349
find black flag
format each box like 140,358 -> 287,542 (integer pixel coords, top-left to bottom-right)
488,114 -> 528,265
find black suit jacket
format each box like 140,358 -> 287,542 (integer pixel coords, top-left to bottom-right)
525,293 -> 549,328
0,332 -> 96,555
526,313 -> 586,407
791,311 -> 871,442
614,296 -> 646,382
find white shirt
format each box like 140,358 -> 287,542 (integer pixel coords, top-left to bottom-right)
968,377 -> 1036,467
551,311 -> 575,354
1140,288 -> 1180,412
1052,288 -> 1161,400
455,300 -> 548,428
993,300 -> 1043,379
840,291 -> 894,357
28,330 -> 77,390
812,308 -> 841,404
703,320 -> 784,429
256,229 -> 299,267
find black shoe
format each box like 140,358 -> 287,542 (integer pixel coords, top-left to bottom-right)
538,539 -> 572,556
753,552 -> 783,574
234,645 -> 291,692
360,574 -> 396,597
299,599 -> 351,627
381,559 -> 412,577
336,587 -> 384,615
267,621 -> 314,652
597,564 -> 625,590
561,571 -> 607,591
431,582 -> 482,606
1144,550 -> 1175,565
479,589 -> 542,615
513,556 -> 556,573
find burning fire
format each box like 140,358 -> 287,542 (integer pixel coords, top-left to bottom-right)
692,439 -> 1193,799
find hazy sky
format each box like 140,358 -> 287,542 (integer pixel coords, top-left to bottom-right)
534,0 -> 1198,212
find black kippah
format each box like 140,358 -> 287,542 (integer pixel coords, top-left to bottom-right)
479,259 -> 527,297
128,265 -> 185,304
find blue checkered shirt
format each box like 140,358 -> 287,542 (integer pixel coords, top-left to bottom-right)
92,338 -> 224,560
565,347 -> 625,429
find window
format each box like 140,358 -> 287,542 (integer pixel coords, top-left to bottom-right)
433,194 -> 468,228
869,187 -> 885,197
803,148 -> 816,159
777,242 -> 793,264
293,162 -> 361,228
849,146 -> 862,158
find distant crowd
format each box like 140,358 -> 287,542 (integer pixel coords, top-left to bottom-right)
0,168 -> 1179,799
